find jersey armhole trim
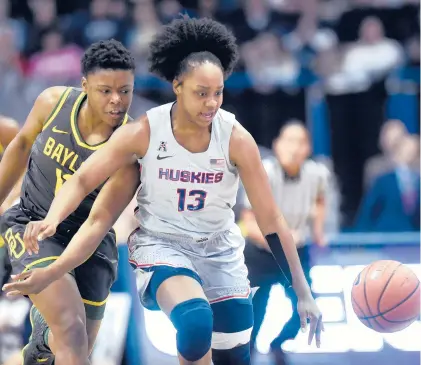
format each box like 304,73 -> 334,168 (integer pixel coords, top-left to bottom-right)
42,87 -> 72,131
225,119 -> 238,173
121,114 -> 129,126
139,113 -> 153,161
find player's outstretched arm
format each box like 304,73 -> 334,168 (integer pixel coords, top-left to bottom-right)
3,162 -> 140,295
26,116 -> 149,245
0,87 -> 67,207
230,124 -> 309,294
230,123 -> 323,347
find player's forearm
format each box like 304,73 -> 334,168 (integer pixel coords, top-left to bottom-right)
47,218 -> 111,280
3,174 -> 23,206
0,178 -> 22,214
45,176 -> 89,225
0,139 -> 29,206
239,209 -> 269,249
264,216 -> 312,298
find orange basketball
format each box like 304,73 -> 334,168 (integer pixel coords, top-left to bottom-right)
351,260 -> 420,333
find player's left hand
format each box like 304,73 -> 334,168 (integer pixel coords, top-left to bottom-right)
23,219 -> 58,255
297,294 -> 324,347
2,268 -> 54,296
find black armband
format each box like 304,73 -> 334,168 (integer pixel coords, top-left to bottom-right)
265,233 -> 292,288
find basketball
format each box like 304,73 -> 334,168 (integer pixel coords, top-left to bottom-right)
351,260 -> 420,333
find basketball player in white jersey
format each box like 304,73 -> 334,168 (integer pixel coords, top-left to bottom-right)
240,122 -> 329,364
4,16 -> 323,365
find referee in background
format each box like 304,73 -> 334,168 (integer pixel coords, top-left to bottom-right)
239,121 -> 329,365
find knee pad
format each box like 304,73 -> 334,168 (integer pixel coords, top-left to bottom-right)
211,298 -> 253,364
212,343 -> 251,365
170,298 -> 213,361
211,297 -> 253,349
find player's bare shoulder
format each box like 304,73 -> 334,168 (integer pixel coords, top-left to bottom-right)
34,86 -> 69,120
12,86 -> 71,150
229,122 -> 260,167
116,114 -> 151,158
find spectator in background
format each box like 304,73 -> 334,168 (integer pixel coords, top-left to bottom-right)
316,0 -> 348,28
220,0 -> 289,44
156,0 -> 183,23
364,119 -> 408,189
26,26 -> 84,84
196,0 -> 219,18
0,294 -> 31,365
240,32 -> 306,146
242,32 -> 301,94
342,16 -> 403,84
109,0 -> 128,20
0,24 -> 27,122
323,16 -> 404,227
24,0 -> 60,57
0,0 -> 25,52
282,0 -> 339,68
127,0 -> 162,77
406,34 -> 420,67
355,133 -> 420,232
284,16 -> 338,67
68,0 -> 128,48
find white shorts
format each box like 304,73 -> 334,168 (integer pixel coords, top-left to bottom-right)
128,225 -> 251,309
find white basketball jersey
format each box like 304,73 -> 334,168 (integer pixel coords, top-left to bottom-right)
135,103 -> 240,240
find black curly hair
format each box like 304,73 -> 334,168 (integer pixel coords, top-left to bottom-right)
148,15 -> 239,82
81,39 -> 136,76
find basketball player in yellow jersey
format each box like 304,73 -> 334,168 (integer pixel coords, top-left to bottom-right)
0,39 -> 139,365
0,116 -> 20,214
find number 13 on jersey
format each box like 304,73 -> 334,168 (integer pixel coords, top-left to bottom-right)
177,189 -> 207,211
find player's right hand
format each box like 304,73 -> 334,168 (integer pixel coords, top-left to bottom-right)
2,268 -> 55,296
23,220 -> 58,255
297,293 -> 324,348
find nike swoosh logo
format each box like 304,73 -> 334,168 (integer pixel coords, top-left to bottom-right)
52,126 -> 68,134
157,155 -> 175,160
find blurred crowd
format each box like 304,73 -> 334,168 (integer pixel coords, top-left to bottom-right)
0,0 -> 418,116
0,0 -> 420,229
0,0 -> 418,221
